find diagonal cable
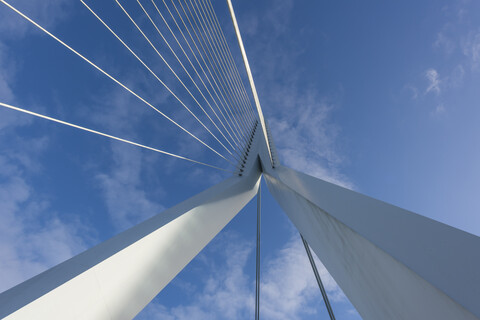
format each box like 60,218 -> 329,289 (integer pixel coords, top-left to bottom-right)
170,0 -> 245,150
110,0 -> 236,162
301,235 -> 337,320
197,0 -> 254,131
205,0 -> 257,123
189,0 -> 250,142
197,0 -> 253,128
150,0 -> 244,159
203,0 -> 257,124
193,0 -> 251,134
138,0 -> 238,157
176,0 -> 246,149
185,0 -> 249,148
183,0 -> 246,141
0,102 -> 233,172
0,0 -> 231,164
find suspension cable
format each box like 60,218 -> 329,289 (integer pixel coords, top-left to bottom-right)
139,0 -> 237,157
203,0 -> 257,123
112,0 -> 236,163
0,0 -> 231,164
186,0 -> 249,148
301,235 -> 336,320
172,0 -> 245,149
198,0 -> 254,130
195,0 -> 253,133
190,0 -> 250,140
178,0 -> 246,149
0,102 -> 233,172
155,0 -> 244,160
135,0 -> 239,159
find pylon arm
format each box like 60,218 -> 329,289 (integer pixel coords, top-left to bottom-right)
0,169 -> 261,320
265,165 -> 480,320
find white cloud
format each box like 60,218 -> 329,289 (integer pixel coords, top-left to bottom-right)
404,84 -> 419,100
82,89 -> 166,230
434,32 -> 455,56
1,2 -> 356,317
425,68 -> 441,95
0,45 -> 14,103
431,104 -> 446,117
0,0 -> 92,294
0,137 -> 88,292
234,0 -> 352,189
0,0 -> 71,39
96,143 -> 164,230
138,232 -> 254,320
261,235 -> 345,320
269,94 -> 352,189
462,30 -> 480,70
137,232 -> 353,320
449,64 -> 465,87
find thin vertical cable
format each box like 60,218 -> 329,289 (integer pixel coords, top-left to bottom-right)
255,182 -> 261,320
301,235 -> 336,320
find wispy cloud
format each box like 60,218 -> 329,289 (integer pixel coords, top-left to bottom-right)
81,89 -> 166,230
425,68 -> 441,95
434,32 -> 455,56
449,64 -> 465,88
261,234 -> 345,320
0,0 -> 92,293
138,232 -> 254,320
96,143 -> 164,230
0,0 -> 70,38
405,1 -> 480,116
0,125 -> 89,292
236,0 -> 352,188
269,92 -> 352,189
0,43 -> 14,103
404,84 -> 419,100
137,231 -> 351,320
431,104 -> 446,117
462,30 -> 480,70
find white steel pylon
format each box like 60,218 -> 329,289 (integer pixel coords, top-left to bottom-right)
1,119 -> 480,320
1,1 -> 480,320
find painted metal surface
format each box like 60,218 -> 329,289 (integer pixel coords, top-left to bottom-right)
264,165 -> 480,320
255,184 -> 261,320
226,0 -> 273,165
301,235 -> 336,320
0,167 -> 261,320
2,103 -> 479,320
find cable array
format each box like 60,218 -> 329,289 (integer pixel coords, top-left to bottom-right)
0,102 -> 233,172
0,2 -> 344,317
0,0 -> 258,172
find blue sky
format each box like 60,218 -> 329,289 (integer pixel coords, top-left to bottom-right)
1,0 -> 480,319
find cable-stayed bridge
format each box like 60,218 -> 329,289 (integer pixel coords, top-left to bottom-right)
0,1 -> 479,319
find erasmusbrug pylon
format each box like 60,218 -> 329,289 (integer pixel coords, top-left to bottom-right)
0,1 -> 479,319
